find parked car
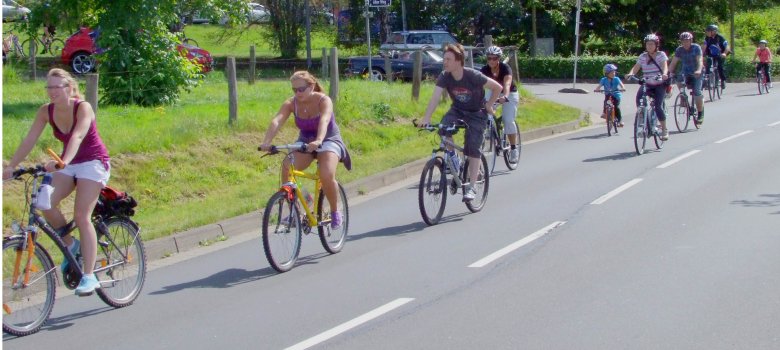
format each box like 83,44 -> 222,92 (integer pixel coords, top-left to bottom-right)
2,0 -> 29,22
61,27 -> 213,75
248,2 -> 270,23
379,30 -> 459,52
346,50 -> 482,82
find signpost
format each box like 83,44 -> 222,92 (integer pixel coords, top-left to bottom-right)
366,0 -> 391,81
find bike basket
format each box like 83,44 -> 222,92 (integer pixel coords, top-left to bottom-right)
94,186 -> 138,217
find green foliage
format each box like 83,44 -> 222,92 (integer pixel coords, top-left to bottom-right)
517,55 -> 637,79
265,0 -> 305,58
734,10 -> 780,46
370,102 -> 393,125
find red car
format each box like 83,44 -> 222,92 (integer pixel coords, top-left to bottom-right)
61,27 -> 213,75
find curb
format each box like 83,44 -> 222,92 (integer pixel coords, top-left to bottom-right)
141,113 -> 591,262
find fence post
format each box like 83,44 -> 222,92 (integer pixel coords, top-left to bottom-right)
467,49 -> 474,68
29,40 -> 36,81
86,74 -> 99,114
329,47 -> 339,106
227,57 -> 238,126
509,48 -> 520,83
412,50 -> 422,101
384,53 -> 393,83
249,45 -> 256,85
321,48 -> 329,79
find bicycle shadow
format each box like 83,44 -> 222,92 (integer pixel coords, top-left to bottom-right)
735,93 -> 763,97
568,132 -> 612,140
149,265 -> 285,295
582,151 -> 636,162
731,193 -> 780,214
2,306 -> 115,340
348,221 -> 427,241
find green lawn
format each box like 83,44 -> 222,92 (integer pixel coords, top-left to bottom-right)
2,68 -> 579,246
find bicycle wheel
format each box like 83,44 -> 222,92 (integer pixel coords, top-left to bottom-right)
764,76 -> 771,94
95,217 -> 146,308
481,123 -> 498,175
706,75 -> 715,102
653,115 -> 665,150
20,39 -> 38,57
317,183 -> 348,254
502,126 -> 521,170
47,39 -> 65,57
673,94 -> 689,132
605,104 -> 615,136
262,191 -> 302,272
633,109 -> 647,155
418,157 -> 447,225
464,154 -> 490,213
713,72 -> 722,99
2,238 -> 57,336
182,38 -> 199,47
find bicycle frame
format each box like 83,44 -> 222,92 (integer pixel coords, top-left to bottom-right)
275,146 -> 324,228
433,136 -> 467,188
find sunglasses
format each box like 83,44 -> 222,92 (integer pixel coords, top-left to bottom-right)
291,85 -> 310,93
487,56 -> 500,61
45,84 -> 69,90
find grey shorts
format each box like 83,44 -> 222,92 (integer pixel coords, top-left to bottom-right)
318,140 -> 344,159
439,108 -> 487,158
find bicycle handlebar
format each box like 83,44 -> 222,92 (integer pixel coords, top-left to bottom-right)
258,142 -> 308,156
412,119 -> 468,132
626,74 -> 663,84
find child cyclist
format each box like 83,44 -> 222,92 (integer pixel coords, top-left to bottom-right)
751,40 -> 773,89
594,63 -> 627,127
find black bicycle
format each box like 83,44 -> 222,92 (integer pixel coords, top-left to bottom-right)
627,75 -> 665,155
415,120 -> 489,225
480,102 -> 521,175
3,156 -> 145,336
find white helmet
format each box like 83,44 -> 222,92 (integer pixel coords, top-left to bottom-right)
486,45 -> 503,57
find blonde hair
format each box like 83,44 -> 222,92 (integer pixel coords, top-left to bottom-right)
290,71 -> 324,92
47,68 -> 82,99
444,43 -> 466,66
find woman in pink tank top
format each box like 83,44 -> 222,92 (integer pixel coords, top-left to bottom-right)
259,71 -> 350,229
3,68 -> 109,296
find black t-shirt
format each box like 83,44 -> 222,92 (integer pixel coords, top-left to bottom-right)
480,62 -> 517,93
436,67 -> 489,112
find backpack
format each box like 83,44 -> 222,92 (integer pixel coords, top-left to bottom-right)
94,186 -> 138,217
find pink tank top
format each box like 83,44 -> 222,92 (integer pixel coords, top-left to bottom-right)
48,100 -> 110,168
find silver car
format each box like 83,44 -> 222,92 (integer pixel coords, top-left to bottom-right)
2,0 -> 30,22
379,30 -> 459,52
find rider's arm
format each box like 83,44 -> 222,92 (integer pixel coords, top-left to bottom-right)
260,99 -> 293,149
695,53 -> 703,75
626,62 -> 641,77
5,105 -> 49,170
618,79 -> 626,91
668,56 -> 678,75
752,50 -> 758,63
420,86 -> 444,125
484,78 -> 503,115
501,68 -> 512,97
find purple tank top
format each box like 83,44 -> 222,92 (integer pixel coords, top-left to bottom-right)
48,100 -> 110,167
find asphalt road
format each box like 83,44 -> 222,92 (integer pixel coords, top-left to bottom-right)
4,83 -> 779,349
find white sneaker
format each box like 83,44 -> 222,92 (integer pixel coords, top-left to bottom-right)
463,186 -> 476,201
509,148 -> 520,163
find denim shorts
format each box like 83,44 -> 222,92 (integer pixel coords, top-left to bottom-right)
58,159 -> 111,186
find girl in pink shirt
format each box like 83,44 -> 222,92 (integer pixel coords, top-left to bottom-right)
752,40 -> 772,88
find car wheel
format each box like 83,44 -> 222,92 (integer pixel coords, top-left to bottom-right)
366,68 -> 385,81
71,52 -> 95,75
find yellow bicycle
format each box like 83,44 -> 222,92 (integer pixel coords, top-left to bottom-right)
259,143 -> 348,272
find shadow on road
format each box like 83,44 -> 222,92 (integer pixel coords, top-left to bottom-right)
348,221 -> 427,241
568,132 -> 612,140
149,264 -> 290,295
3,306 -> 115,340
731,193 -> 780,214
582,151 -> 636,162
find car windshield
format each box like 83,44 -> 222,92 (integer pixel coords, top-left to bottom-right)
386,33 -> 404,44
426,50 -> 443,62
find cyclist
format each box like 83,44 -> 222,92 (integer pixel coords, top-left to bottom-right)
594,63 -> 626,127
2,68 -> 110,296
625,34 -> 670,140
703,24 -> 730,89
752,39 -> 773,89
480,45 -> 521,163
419,43 -> 502,201
669,31 -> 705,125
259,71 -> 351,229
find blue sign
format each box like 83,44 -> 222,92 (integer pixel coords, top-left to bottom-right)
369,0 -> 391,7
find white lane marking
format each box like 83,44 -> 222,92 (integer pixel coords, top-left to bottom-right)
714,130 -> 754,144
285,298 -> 414,350
656,150 -> 702,169
768,121 -> 780,127
590,178 -> 643,205
468,221 -> 566,268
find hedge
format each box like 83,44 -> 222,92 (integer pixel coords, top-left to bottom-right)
517,55 -> 779,80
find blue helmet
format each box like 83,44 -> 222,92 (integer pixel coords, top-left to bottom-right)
603,64 -> 618,74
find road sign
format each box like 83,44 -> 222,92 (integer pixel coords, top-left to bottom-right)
369,0 -> 391,7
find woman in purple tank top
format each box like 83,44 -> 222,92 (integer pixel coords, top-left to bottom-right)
260,71 -> 351,229
3,68 -> 110,296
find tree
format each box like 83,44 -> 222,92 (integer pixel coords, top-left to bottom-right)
266,0 -> 306,58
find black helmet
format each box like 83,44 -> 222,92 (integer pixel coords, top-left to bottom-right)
706,24 -> 719,32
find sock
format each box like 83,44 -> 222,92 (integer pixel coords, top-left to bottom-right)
510,145 -> 517,150
698,111 -> 704,117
